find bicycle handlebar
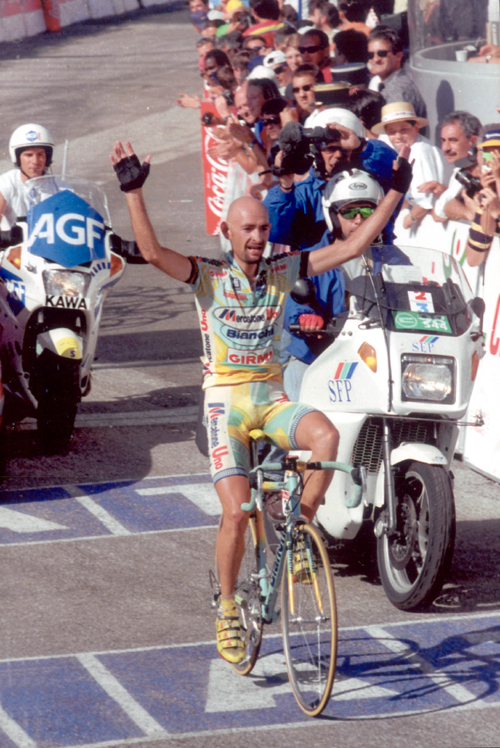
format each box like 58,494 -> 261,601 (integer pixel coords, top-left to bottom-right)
242,460 -> 364,512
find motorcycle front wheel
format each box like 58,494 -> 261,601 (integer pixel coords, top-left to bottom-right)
377,461 -> 455,611
36,352 -> 81,454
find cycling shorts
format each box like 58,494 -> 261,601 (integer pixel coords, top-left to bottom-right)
204,380 -> 315,484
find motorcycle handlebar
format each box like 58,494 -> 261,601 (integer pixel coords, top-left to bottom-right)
288,323 -> 336,335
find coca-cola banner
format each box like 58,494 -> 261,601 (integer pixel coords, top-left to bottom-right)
200,100 -> 228,235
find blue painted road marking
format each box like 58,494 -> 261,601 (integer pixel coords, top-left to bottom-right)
1,613 -> 500,746
0,474 -> 218,545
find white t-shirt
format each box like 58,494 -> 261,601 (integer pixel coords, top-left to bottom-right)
378,134 -> 452,209
433,167 -> 465,219
0,169 -> 33,229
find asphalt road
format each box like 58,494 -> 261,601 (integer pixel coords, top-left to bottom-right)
0,6 -> 500,748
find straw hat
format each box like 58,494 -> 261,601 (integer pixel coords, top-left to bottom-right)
372,102 -> 428,135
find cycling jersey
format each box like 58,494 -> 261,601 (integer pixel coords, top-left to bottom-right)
186,250 -> 306,388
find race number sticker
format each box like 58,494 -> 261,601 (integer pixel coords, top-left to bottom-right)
408,290 -> 435,314
393,311 -> 452,333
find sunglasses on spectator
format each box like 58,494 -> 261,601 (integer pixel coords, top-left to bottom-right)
248,44 -> 266,51
273,65 -> 288,74
262,115 -> 282,126
367,50 -> 390,59
299,44 -> 323,54
338,206 -> 376,219
292,84 -> 313,93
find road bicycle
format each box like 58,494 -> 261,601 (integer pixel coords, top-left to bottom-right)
210,429 -> 365,717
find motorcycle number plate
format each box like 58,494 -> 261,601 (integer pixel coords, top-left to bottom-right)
392,311 -> 452,334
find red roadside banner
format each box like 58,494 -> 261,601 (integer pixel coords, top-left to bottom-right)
200,100 -> 228,236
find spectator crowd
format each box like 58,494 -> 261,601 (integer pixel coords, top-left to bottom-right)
178,0 -> 500,374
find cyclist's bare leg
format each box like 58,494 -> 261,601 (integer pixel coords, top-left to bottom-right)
294,411 -> 339,522
215,474 -> 251,598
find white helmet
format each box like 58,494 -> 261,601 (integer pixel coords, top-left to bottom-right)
322,168 -> 384,232
9,123 -> 54,168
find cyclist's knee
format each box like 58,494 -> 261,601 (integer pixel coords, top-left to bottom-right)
221,503 -> 249,532
312,420 -> 339,458
297,413 -> 339,458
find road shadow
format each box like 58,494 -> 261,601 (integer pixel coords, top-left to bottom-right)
326,518 -> 500,615
1,418 -> 207,491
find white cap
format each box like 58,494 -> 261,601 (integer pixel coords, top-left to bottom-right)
305,107 -> 365,138
263,50 -> 287,68
207,9 -> 226,19
248,65 -> 278,82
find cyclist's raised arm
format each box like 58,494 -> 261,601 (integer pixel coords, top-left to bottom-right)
307,146 -> 412,277
110,141 -> 192,283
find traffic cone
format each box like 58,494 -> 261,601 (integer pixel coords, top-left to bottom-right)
41,0 -> 61,33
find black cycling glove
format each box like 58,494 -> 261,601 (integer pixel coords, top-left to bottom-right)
113,154 -> 150,192
391,157 -> 412,194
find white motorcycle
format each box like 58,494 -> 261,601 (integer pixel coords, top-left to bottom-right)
292,244 -> 485,611
0,174 -> 140,453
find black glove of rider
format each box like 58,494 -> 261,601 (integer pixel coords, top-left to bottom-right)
113,154 -> 150,192
390,156 -> 412,194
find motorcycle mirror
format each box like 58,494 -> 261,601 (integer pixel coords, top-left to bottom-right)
290,277 -> 317,306
470,296 -> 485,323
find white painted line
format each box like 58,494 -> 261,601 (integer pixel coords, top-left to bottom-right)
0,523 -> 217,549
74,496 -> 131,536
136,483 -> 220,516
0,507 -> 67,534
77,654 -> 167,738
92,358 -> 200,370
369,624 -> 475,703
0,702 -> 37,748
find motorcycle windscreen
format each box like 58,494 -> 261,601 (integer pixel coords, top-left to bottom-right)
27,189 -> 106,268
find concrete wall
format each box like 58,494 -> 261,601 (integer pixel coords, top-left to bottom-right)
0,0 -> 176,42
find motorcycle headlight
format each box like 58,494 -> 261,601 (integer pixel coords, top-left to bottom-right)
401,354 -> 455,404
43,270 -> 89,297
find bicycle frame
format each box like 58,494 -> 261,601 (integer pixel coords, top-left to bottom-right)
241,449 -> 364,625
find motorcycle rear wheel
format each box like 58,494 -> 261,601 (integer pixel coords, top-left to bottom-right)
377,462 -> 455,611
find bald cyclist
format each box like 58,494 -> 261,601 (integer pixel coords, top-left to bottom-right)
110,141 -> 411,666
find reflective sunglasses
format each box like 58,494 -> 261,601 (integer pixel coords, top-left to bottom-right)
482,151 -> 496,161
273,64 -> 288,75
292,83 -> 313,93
262,115 -> 282,126
338,206 -> 376,219
367,50 -> 390,59
248,44 -> 266,51
299,44 -> 323,54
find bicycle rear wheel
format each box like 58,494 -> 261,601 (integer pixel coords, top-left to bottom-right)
281,522 -> 337,716
216,513 -> 264,675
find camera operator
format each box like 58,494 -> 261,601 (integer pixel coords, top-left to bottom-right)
263,107 -> 399,253
433,111 -> 483,223
466,127 -> 500,267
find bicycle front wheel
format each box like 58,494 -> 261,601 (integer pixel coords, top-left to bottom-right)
281,522 -> 337,717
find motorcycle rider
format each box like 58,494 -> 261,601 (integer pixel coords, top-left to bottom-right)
284,169 -> 411,399
0,124 -> 54,229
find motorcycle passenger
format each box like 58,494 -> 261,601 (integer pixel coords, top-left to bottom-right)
263,108 -> 400,253
0,124 -> 54,229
